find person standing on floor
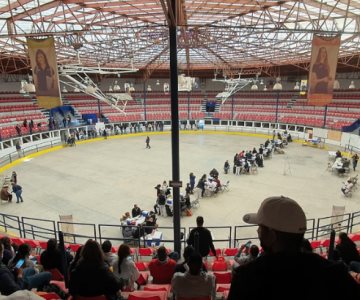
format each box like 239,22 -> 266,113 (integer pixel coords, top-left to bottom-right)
352,153 -> 359,172
11,183 -> 23,203
11,171 -> 17,184
189,173 -> 196,194
146,136 -> 151,149
187,216 -> 217,258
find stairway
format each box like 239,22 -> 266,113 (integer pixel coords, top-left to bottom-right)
201,98 -> 221,116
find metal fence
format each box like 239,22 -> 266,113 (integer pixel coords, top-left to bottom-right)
2,211 -> 358,250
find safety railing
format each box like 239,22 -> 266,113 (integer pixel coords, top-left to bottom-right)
21,217 -> 57,241
1,212 -> 360,250
316,213 -> 352,240
0,140 -> 61,167
188,226 -> 232,248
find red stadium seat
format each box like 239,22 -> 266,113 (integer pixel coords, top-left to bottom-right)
128,290 -> 167,300
213,272 -> 232,284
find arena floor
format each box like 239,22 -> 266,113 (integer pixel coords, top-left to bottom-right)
1,131 -> 359,248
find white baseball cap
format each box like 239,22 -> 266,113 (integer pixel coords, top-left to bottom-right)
243,196 -> 307,234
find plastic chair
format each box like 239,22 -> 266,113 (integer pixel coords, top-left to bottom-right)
211,259 -> 228,271
11,237 -> 25,246
138,247 -> 154,259
350,233 -> 360,242
36,292 -> 62,299
143,284 -> 171,297
50,280 -> 68,294
213,272 -> 232,284
128,290 -> 167,300
137,271 -> 149,285
47,268 -> 65,281
135,261 -> 149,271
223,248 -> 238,257
208,248 -> 222,257
310,240 -> 321,250
68,243 -> 82,254
216,284 -> 231,292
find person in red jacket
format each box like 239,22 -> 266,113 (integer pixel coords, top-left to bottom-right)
148,246 -> 176,284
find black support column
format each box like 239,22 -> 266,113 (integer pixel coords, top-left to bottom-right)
169,0 -> 181,255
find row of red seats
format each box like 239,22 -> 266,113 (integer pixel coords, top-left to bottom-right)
107,114 -> 145,122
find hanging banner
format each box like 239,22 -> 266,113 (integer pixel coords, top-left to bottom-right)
27,37 -> 62,109
308,35 -> 341,106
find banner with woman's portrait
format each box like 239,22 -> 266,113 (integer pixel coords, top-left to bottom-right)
27,37 -> 62,109
308,35 -> 341,106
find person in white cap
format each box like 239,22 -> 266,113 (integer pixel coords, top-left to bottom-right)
228,196 -> 360,299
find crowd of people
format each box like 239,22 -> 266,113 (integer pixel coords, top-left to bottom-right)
1,197 -> 360,299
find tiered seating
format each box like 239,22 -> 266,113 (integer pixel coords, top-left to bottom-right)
0,95 -> 49,139
213,90 -> 360,129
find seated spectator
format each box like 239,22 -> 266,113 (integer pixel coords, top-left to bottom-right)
69,239 -> 122,300
112,244 -> 139,291
101,240 -> 117,267
1,186 -> 12,202
144,214 -> 157,235
341,179 -> 354,196
0,237 -> 14,265
69,245 -> 83,274
131,225 -> 145,239
228,196 -> 360,299
7,243 -> 51,292
120,212 -> 131,222
131,205 -> 141,218
0,242 -> 25,296
175,246 -> 207,274
232,242 -> 259,270
40,239 -> 67,275
209,168 -> 219,179
148,246 -> 176,284
335,232 -> 360,272
336,150 -> 342,158
172,252 -> 216,300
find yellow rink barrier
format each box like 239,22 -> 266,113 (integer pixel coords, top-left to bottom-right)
0,130 -> 301,174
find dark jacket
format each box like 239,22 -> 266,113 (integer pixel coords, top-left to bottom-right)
187,227 -> 216,258
0,263 -> 24,296
336,242 -> 360,265
69,262 -> 122,300
12,184 -> 22,193
228,252 -> 360,299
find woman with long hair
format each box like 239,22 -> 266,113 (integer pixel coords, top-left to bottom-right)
335,232 -> 360,270
33,49 -> 56,95
112,244 -> 139,291
311,46 -> 332,93
8,243 -> 51,291
69,239 -> 122,300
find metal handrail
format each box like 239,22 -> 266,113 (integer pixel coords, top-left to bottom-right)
1,211 -> 360,249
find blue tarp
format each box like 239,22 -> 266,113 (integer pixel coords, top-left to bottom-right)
82,113 -> 98,125
342,119 -> 360,133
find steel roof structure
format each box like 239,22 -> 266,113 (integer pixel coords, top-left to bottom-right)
0,0 -> 360,78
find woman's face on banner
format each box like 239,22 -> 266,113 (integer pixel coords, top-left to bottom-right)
36,51 -> 46,68
319,47 -> 327,63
